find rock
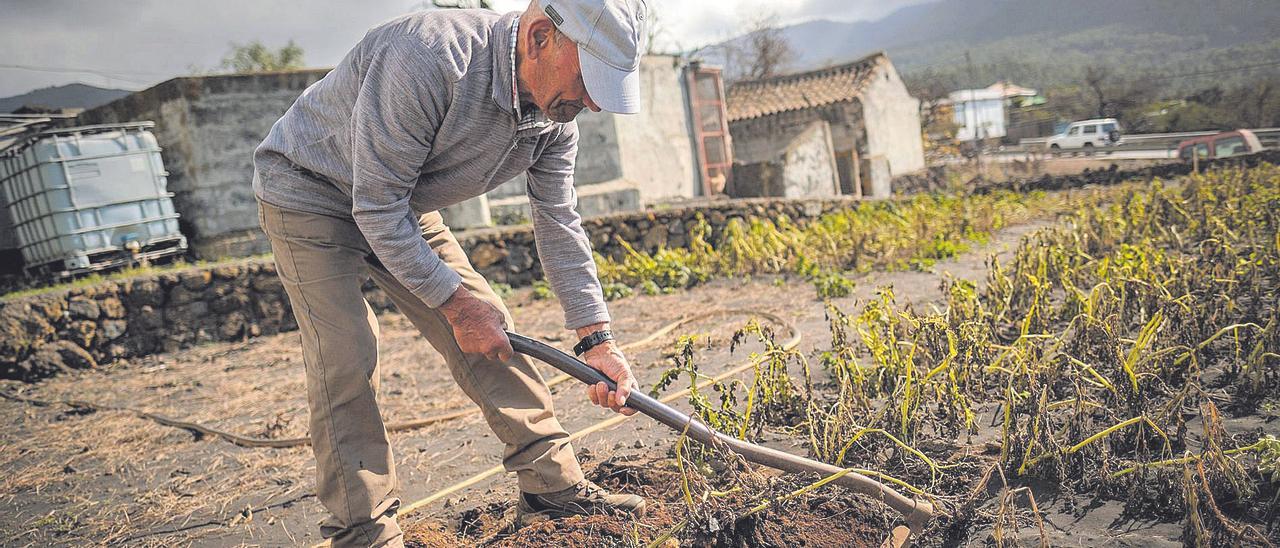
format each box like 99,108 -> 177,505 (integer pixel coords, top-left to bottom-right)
180,270 -> 212,290
212,265 -> 244,281
99,319 -> 128,341
127,279 -> 165,307
251,273 -> 283,293
29,298 -> 65,322
506,244 -> 535,274
641,227 -> 667,251
166,301 -> 209,331
67,320 -> 97,348
589,228 -> 611,249
24,340 -> 97,380
0,305 -> 55,364
364,287 -> 394,312
67,297 -> 100,320
470,243 -> 507,269
219,312 -> 247,340
168,284 -> 203,306
133,305 -> 164,331
97,296 -> 126,319
255,295 -> 288,325
212,291 -> 251,314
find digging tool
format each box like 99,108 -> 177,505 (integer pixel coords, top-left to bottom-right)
506,331 -> 936,546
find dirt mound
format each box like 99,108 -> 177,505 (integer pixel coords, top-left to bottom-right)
405,457 -> 885,547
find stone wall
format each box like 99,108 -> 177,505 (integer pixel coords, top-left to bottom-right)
0,194 -> 862,381
72,70 -> 331,259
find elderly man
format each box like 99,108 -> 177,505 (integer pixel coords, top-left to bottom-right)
252,0 -> 649,545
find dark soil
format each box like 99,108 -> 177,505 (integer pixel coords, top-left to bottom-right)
404,455 -> 885,548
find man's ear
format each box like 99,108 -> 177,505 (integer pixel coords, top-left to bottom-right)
527,18 -> 556,60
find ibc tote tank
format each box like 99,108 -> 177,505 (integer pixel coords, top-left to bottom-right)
0,122 -> 187,276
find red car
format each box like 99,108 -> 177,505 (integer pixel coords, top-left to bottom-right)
1176,129 -> 1264,162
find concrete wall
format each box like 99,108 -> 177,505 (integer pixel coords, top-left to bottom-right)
782,122 -> 840,198
615,55 -> 700,202
74,70 -> 330,259
732,121 -> 839,199
859,58 -> 926,178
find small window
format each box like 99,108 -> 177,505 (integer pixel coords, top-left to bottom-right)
1068,126 -> 1080,136
1083,125 -> 1098,135
1179,147 -> 1194,160
1101,123 -> 1117,134
1214,136 -> 1246,157
1195,143 -> 1210,158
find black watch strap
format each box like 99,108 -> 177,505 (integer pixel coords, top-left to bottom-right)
573,329 -> 614,356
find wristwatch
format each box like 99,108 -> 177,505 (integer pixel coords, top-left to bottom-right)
573,329 -> 615,356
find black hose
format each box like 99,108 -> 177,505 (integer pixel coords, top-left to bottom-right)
505,331 -> 936,536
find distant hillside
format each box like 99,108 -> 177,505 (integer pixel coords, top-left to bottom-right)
711,0 -> 1280,93
0,83 -> 132,113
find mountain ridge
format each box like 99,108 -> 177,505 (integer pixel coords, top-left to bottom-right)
711,0 -> 1280,91
0,83 -> 132,114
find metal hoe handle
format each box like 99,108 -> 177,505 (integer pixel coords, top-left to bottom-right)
506,332 -> 935,538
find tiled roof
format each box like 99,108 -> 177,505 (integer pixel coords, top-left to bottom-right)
726,52 -> 885,122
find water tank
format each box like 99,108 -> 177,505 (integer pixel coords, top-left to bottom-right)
0,122 -> 186,275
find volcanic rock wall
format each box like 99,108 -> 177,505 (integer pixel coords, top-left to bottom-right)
0,195 -> 864,381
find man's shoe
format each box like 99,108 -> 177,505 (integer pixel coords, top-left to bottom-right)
517,480 -> 646,525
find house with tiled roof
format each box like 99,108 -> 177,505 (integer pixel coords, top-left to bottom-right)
726,52 -> 925,199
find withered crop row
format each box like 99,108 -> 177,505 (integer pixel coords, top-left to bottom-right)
653,165 -> 1280,547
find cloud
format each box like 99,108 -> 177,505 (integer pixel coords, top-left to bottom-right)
0,0 -> 930,97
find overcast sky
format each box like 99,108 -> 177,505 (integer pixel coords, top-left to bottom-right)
0,0 -> 928,98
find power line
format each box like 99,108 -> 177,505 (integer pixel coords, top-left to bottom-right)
0,63 -> 163,85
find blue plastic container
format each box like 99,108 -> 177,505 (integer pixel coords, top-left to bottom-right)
0,122 -> 186,275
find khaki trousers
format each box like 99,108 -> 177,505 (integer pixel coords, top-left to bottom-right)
257,200 -> 583,548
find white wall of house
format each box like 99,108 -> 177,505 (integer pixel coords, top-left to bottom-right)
950,89 -> 1006,141
615,55 -> 701,202
860,58 -> 926,177
781,121 -> 840,198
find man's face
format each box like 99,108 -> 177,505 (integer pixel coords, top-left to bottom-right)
520,22 -> 601,123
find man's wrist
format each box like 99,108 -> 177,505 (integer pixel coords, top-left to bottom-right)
575,322 -> 611,338
439,286 -> 471,317
574,329 -> 614,356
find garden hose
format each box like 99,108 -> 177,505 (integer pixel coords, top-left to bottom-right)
505,332 -> 936,538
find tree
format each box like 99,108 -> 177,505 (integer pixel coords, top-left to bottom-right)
1083,65 -> 1110,118
1247,81 -> 1275,127
721,13 -> 794,83
220,40 -> 305,73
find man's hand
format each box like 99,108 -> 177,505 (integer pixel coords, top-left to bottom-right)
439,286 -> 513,361
578,323 -> 638,416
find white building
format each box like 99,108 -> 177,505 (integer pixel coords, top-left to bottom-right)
948,82 -> 1040,142
726,52 -> 926,199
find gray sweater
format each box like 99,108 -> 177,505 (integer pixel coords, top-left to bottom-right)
253,9 -> 609,329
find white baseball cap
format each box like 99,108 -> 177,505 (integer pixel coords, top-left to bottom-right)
538,0 -> 649,114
